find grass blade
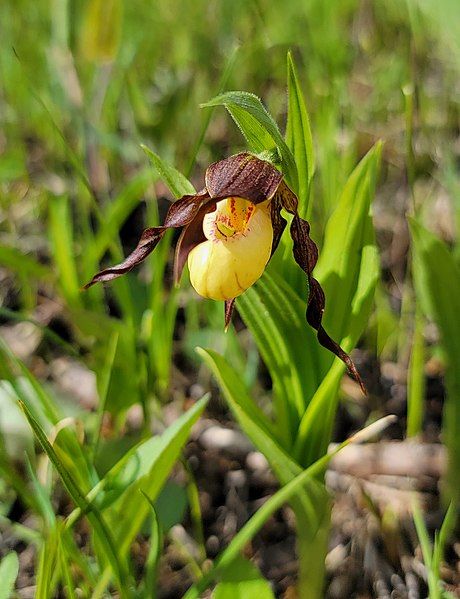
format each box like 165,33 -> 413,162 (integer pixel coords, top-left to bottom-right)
48,194 -> 82,308
140,492 -> 163,598
407,306 -> 426,437
36,525 -> 61,599
141,145 -> 196,198
0,552 -> 19,599
109,395 -> 209,556
286,51 -> 315,218
236,272 -> 318,443
410,219 -> 460,500
315,143 -> 381,352
18,399 -> 131,598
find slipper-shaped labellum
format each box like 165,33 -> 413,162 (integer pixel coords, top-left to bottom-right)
188,197 -> 273,301
84,153 -> 365,392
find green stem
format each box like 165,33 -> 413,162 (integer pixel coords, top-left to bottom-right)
295,503 -> 331,599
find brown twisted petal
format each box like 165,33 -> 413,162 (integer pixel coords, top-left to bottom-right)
224,298 -> 236,331
205,153 -> 283,205
269,193 -> 287,258
83,190 -> 210,289
173,200 -> 217,285
275,181 -> 366,394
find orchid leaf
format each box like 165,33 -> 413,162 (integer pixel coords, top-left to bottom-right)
196,348 -> 282,447
141,144 -> 196,198
293,359 -> 344,466
196,346 -> 331,586
236,272 -> 318,443
196,347 -> 327,500
315,143 -> 381,368
227,104 -> 276,154
288,147 -> 381,462
202,91 -> 299,192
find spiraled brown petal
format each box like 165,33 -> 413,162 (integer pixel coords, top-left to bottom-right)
84,190 -> 210,289
173,200 -> 216,285
224,298 -> 236,331
290,211 -> 318,273
307,278 -> 365,394
269,193 -> 287,258
205,153 -> 283,205
276,181 -> 366,393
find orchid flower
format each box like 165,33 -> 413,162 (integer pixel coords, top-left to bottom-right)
84,153 -> 364,391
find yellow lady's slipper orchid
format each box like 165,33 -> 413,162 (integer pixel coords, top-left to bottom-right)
84,153 -> 364,391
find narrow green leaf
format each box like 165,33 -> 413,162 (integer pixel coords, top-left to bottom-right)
286,51 -> 315,218
109,395 -> 209,556
182,458 -> 206,562
0,246 -> 50,280
18,400 -> 131,597
236,272 -> 319,443
407,306 -> 426,437
35,525 -> 60,599
141,145 -> 196,198
0,337 -> 96,491
293,359 -> 344,466
202,91 -> 298,192
197,348 -> 296,470
92,331 -> 119,461
212,556 -> 275,599
58,526 -> 78,599
141,491 -> 163,598
48,195 -> 81,307
315,143 -> 381,368
0,552 -> 19,599
433,502 -> 458,578
0,335 -> 60,424
412,501 -> 440,599
24,452 -> 56,528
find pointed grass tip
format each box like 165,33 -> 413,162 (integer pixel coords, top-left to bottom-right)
348,415 -> 397,444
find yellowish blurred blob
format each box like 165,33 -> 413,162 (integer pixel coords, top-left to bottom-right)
188,197 -> 273,300
80,0 -> 123,63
